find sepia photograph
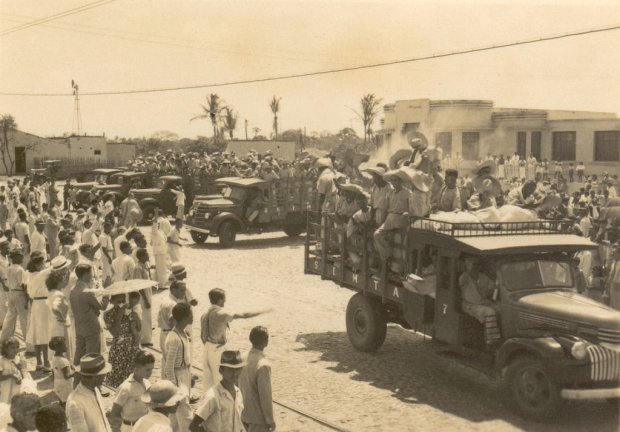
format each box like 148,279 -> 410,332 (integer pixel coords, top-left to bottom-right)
0,0 -> 619,431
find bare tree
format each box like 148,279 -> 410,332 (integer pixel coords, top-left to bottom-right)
0,115 -> 17,176
190,94 -> 226,143
269,96 -> 282,139
351,94 -> 383,145
222,108 -> 238,139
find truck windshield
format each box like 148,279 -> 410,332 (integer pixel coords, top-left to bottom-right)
500,260 -> 574,291
222,186 -> 245,202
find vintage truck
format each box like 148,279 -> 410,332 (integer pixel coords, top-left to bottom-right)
130,175 -> 185,223
72,168 -> 124,191
75,171 -> 149,209
304,216 -> 620,420
186,177 -> 316,247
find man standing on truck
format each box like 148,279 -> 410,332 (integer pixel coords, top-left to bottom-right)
362,166 -> 390,227
373,169 -> 412,265
432,169 -> 461,212
316,158 -> 334,214
459,259 -> 501,348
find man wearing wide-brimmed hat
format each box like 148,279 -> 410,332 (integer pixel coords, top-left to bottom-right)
361,165 -> 391,226
190,350 -> 246,432
132,380 -> 186,432
315,157 -> 334,213
373,168 -> 412,263
66,353 -> 112,432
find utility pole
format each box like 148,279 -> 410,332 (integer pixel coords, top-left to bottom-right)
245,119 -> 248,140
71,80 -> 83,136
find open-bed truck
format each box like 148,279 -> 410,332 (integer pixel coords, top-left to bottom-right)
304,215 -> 620,420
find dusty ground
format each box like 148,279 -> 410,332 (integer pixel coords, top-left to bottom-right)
27,227 -> 620,431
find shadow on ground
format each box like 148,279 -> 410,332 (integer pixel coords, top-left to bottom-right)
188,233 -> 306,250
295,328 -> 619,432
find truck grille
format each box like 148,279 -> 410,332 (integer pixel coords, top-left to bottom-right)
587,345 -> 620,382
598,328 -> 620,345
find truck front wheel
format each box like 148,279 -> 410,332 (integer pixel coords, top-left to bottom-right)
345,293 -> 387,352
218,222 -> 237,248
283,213 -> 305,237
190,231 -> 208,244
141,204 -> 156,225
503,356 -> 561,421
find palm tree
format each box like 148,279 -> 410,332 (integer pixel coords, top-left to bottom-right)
0,115 -> 17,176
190,93 -> 226,142
353,94 -> 382,145
222,108 -> 238,139
269,96 -> 282,139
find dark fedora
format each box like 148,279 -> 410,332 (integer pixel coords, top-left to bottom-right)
220,350 -> 246,369
75,353 -> 111,376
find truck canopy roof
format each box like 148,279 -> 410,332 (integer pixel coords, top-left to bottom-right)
411,218 -> 597,256
216,177 -> 267,188
111,171 -> 146,177
92,168 -> 122,174
159,175 -> 183,181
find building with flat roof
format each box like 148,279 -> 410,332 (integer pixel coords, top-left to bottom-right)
377,99 -> 620,175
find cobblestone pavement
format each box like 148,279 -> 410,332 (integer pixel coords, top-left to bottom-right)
28,228 -> 619,431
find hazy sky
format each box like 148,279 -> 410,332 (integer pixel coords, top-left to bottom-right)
1,0 -> 619,139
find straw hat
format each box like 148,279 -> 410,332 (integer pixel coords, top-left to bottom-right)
339,183 -> 369,199
315,158 -> 333,169
473,175 -> 502,197
220,350 -> 246,369
475,160 -> 496,176
141,380 -> 187,407
388,148 -> 413,170
360,166 -> 386,177
383,168 -> 411,185
402,168 -> 430,192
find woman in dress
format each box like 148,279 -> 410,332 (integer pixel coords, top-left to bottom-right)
45,208 -> 60,259
24,252 -> 50,372
46,270 -> 74,364
104,293 -> 141,387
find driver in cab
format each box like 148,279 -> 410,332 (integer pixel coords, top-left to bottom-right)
460,259 -> 501,348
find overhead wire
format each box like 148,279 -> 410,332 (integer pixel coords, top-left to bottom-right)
0,22 -> 619,97
0,13 -> 347,66
0,11 -> 342,65
0,0 -> 119,37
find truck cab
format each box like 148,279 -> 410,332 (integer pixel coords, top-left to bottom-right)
130,175 -> 183,223
72,168 -> 123,192
186,177 -> 315,247
304,216 -> 620,420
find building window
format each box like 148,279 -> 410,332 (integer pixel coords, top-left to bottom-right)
462,132 -> 479,160
552,131 -> 576,161
94,150 -> 101,155
531,131 -> 542,160
594,131 -> 620,162
516,132 -> 526,159
435,132 -> 452,155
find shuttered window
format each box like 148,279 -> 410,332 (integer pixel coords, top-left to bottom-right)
552,131 -> 576,161
462,132 -> 479,161
435,132 -> 452,155
594,131 -> 620,162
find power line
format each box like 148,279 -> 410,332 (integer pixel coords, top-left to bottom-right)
1,22 -> 619,97
0,0 -> 119,37
0,15 -> 345,67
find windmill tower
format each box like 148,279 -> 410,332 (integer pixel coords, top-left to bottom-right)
71,80 -> 83,136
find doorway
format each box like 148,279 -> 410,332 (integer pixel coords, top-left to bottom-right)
14,147 -> 26,174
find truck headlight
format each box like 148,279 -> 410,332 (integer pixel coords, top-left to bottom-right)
571,341 -> 588,360
204,212 -> 211,219
188,209 -> 195,217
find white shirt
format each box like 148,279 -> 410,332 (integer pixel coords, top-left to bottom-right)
30,230 -> 47,260
112,254 -> 136,282
196,383 -> 245,432
132,411 -> 172,432
170,189 -> 186,207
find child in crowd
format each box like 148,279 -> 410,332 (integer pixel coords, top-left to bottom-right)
0,337 -> 28,403
109,350 -> 155,432
35,403 -> 68,432
49,336 -> 73,407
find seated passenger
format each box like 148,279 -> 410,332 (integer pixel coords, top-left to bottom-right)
346,191 -> 371,266
459,259 -> 501,348
432,169 -> 461,213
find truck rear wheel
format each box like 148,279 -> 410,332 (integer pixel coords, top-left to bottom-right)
283,213 -> 305,237
190,231 -> 208,244
345,293 -> 387,352
503,356 -> 561,421
218,222 -> 237,248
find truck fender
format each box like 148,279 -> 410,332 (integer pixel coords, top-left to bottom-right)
103,191 -> 124,203
496,337 -> 565,372
138,197 -> 159,208
210,212 -> 245,234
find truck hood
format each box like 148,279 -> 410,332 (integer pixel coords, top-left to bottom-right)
132,188 -> 161,195
516,291 -> 620,343
95,184 -> 121,191
200,198 -> 237,208
73,181 -> 97,189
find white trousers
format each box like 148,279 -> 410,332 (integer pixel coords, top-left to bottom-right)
154,253 -> 168,288
203,341 -> 224,393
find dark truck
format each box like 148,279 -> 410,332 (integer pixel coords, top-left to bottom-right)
72,168 -> 124,191
75,171 -> 148,209
131,175 -> 184,223
186,177 -> 316,247
304,216 -> 620,420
